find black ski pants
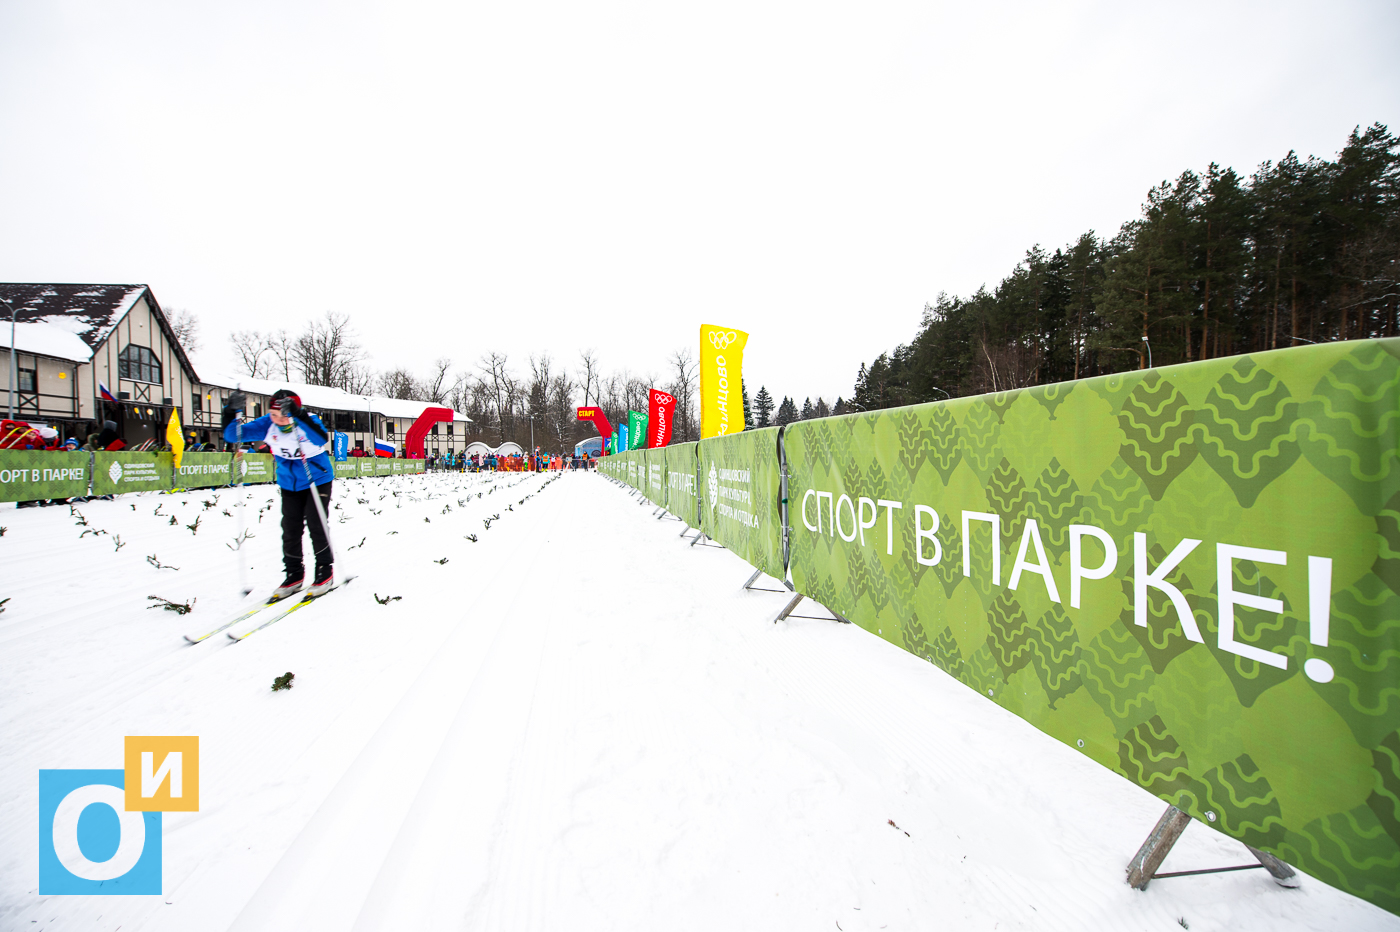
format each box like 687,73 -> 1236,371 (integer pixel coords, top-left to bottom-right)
282,482 -> 333,578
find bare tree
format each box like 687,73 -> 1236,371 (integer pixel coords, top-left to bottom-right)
420,358 -> 452,404
230,330 -> 269,378
342,362 -> 375,396
292,311 -> 366,388
478,352 -> 521,444
668,348 -> 698,441
167,308 -> 201,354
267,329 -> 295,381
377,367 -> 418,400
578,349 -> 600,407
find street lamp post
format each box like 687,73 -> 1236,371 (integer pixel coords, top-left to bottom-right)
1142,334 -> 1153,369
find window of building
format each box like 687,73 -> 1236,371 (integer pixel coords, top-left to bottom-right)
254,403 -> 263,417
431,423 -> 439,436
18,368 -> 36,393
118,345 -> 162,384
193,393 -> 203,412
446,423 -> 454,437
386,422 -> 395,435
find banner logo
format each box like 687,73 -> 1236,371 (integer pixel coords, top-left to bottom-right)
708,331 -> 738,350
39,737 -> 199,895
707,461 -> 718,513
108,461 -> 123,483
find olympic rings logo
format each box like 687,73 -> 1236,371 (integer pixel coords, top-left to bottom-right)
653,393 -> 675,405
708,330 -> 738,350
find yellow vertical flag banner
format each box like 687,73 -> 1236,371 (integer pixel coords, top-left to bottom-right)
166,408 -> 185,471
699,324 -> 748,438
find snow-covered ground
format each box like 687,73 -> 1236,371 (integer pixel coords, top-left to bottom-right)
1,470 -> 1396,932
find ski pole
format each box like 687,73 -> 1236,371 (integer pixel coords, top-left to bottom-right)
299,451 -> 336,569
232,386 -> 252,597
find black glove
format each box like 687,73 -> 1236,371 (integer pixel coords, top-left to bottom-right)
276,396 -> 302,418
220,391 -> 246,429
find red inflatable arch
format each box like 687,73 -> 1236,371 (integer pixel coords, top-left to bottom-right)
404,407 -> 456,459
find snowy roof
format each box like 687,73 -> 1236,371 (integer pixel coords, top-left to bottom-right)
0,284 -> 197,379
199,372 -> 470,423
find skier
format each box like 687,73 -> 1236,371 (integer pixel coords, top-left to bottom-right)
222,389 -> 336,599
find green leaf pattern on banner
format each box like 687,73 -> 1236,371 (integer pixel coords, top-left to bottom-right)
778,339 -> 1400,915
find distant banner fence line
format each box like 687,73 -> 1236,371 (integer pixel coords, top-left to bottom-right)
0,451 -> 426,502
596,338 -> 1400,916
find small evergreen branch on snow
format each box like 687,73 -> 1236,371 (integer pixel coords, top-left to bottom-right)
423,517 -> 430,523
374,593 -> 401,604
168,515 -> 178,526
146,554 -> 179,571
0,597 -> 9,614
434,557 -> 449,564
186,516 -> 201,535
223,509 -> 232,517
202,498 -> 218,510
348,536 -> 366,550
79,528 -> 107,539
113,534 -> 127,551
147,595 -> 195,614
271,671 -> 295,691
226,530 -> 254,551
71,508 -> 88,526
0,526 -> 7,536
464,534 -> 478,542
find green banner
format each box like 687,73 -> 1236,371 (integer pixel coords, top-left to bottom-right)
174,452 -> 237,489
663,443 -> 698,526
699,427 -> 783,580
237,453 -> 276,485
629,411 -> 648,454
334,461 -> 358,479
359,458 -> 376,477
93,452 -> 171,495
376,459 -> 393,476
643,449 -> 666,507
782,339 -> 1400,913
0,451 -> 91,502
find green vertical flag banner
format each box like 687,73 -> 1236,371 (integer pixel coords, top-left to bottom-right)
629,411 -> 649,450
0,451 -> 91,502
698,426 -> 783,580
781,339 -> 1400,914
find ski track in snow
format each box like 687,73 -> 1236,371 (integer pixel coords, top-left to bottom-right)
0,471 -> 1396,931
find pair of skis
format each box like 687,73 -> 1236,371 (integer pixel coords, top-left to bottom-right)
182,576 -> 355,644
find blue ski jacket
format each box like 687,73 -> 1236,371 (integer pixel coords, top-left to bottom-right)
223,413 -> 334,491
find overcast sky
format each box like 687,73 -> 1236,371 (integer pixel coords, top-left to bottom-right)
1,0 -> 1396,405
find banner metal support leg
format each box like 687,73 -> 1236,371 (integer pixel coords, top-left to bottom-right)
1126,805 -> 1299,891
775,593 -> 803,622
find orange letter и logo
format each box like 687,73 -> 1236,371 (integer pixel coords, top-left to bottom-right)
123,736 -> 199,812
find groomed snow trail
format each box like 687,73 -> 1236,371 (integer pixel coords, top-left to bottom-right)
1,472 -> 1396,931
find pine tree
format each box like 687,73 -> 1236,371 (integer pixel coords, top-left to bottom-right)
754,386 -> 774,427
775,396 -> 798,426
800,397 -> 814,420
832,397 -> 848,415
742,379 -> 753,428
814,397 -> 830,418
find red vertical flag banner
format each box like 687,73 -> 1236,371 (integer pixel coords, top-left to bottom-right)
647,390 -> 676,448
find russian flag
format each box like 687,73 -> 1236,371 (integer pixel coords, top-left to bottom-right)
374,438 -> 395,458
98,382 -> 117,403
